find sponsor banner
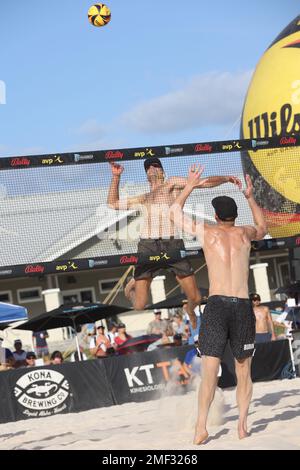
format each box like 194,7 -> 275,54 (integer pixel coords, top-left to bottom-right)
7,361 -> 115,423
0,269 -> 13,276
0,236 -> 298,279
164,146 -> 184,156
120,255 -> 138,265
104,151 -> 124,160
194,143 -> 213,153
133,148 -> 156,158
88,259 -> 109,268
13,369 -> 71,419
10,157 -> 31,167
41,155 -> 65,165
0,340 -> 292,423
220,140 -> 244,152
251,139 -> 270,149
103,346 -> 193,404
0,137 -> 300,170
73,153 -> 94,163
103,340 -> 291,404
24,264 -> 45,275
55,261 -> 78,272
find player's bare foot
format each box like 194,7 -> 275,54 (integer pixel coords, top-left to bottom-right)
238,423 -> 250,439
193,428 -> 209,445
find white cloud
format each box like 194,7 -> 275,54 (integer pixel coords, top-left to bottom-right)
121,70 -> 253,134
77,118 -> 107,137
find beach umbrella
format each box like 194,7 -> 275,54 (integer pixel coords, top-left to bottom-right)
285,307 -> 300,324
15,302 -> 130,359
260,300 -> 286,311
275,281 -> 300,295
116,334 -> 161,355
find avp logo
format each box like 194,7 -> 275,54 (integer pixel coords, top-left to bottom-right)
133,148 -> 155,158
56,261 -> 78,272
14,369 -> 71,418
0,80 -> 6,104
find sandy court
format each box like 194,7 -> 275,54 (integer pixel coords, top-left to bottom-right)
0,378 -> 299,450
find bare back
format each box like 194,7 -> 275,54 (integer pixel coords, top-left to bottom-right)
202,225 -> 252,298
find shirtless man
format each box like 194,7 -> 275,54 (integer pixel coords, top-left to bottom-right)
169,165 -> 267,444
107,158 -> 241,328
250,293 -> 276,343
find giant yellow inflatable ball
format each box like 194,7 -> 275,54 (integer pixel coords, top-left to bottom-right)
241,15 -> 300,238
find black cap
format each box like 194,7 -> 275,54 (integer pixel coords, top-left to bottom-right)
173,333 -> 182,341
212,196 -> 238,221
144,157 -> 163,172
26,351 -> 36,359
118,323 -> 126,328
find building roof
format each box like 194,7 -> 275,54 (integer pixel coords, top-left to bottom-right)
0,176 -> 259,266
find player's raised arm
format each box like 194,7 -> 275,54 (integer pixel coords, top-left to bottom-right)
169,165 -> 207,242
107,163 -> 146,210
168,172 -> 242,190
243,174 -> 268,241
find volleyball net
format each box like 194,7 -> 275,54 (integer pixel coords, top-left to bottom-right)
0,136 -> 299,278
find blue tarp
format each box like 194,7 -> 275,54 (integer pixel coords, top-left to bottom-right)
0,302 -> 28,324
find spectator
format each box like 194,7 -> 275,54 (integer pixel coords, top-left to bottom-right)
147,310 -> 168,335
182,301 -> 202,345
12,339 -> 27,368
106,322 -> 118,347
147,332 -> 173,351
250,293 -> 276,343
173,313 -> 189,341
76,325 -> 90,350
50,350 -> 64,365
274,299 -> 297,337
0,338 -> 15,370
90,325 -> 112,358
115,323 -> 132,346
70,347 -> 88,362
26,351 -> 36,368
32,331 -> 49,359
173,333 -> 183,347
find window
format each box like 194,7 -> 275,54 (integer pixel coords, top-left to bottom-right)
99,278 -> 121,294
260,258 -> 278,290
62,288 -> 96,305
0,291 -> 13,303
17,287 -> 42,303
277,261 -> 291,287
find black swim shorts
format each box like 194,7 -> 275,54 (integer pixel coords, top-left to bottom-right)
134,238 -> 194,280
198,295 -> 256,360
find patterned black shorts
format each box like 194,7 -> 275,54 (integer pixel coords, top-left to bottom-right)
134,238 -> 194,280
198,295 -> 256,360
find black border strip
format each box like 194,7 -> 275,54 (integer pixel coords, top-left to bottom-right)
0,135 -> 299,169
0,237 -> 298,279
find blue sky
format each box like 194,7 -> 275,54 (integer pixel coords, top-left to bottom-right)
0,0 -> 299,158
